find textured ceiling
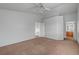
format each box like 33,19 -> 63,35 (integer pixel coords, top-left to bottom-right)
43,3 -> 63,9
0,3 -> 63,14
0,3 -> 78,15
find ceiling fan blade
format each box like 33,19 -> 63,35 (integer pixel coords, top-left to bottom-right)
32,3 -> 50,13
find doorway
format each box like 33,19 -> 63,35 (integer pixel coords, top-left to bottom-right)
66,22 -> 75,40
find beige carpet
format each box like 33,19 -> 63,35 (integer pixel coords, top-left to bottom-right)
0,37 -> 79,55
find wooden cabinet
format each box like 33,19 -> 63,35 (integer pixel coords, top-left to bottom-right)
66,32 -> 73,40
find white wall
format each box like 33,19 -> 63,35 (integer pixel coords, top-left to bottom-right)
43,16 -> 64,40
0,9 -> 42,47
42,4 -> 77,41
77,5 -> 79,43
63,13 -> 77,40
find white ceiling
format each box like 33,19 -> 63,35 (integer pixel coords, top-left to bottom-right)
44,3 -> 78,18
0,3 -> 63,14
0,3 -> 35,9
0,3 -> 35,12
43,3 -> 63,9
0,3 -> 78,15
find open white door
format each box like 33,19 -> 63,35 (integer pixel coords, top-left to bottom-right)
35,22 -> 45,37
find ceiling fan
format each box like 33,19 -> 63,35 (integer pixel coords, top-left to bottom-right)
34,3 -> 50,13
